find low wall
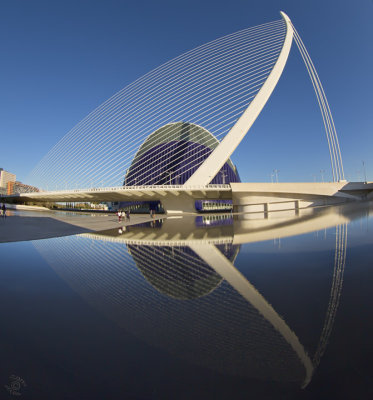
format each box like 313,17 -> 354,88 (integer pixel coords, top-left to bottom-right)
3,203 -> 50,211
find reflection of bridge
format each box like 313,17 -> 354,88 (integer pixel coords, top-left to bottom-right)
7,181 -> 373,214
84,201 -> 358,245
32,205 -> 354,388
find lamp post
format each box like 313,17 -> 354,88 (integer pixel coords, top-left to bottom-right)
273,169 -> 279,183
220,170 -> 227,184
362,161 -> 367,183
320,169 -> 325,183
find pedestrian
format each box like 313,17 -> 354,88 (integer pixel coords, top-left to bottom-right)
2,203 -> 6,218
117,210 -> 121,223
126,210 -> 130,221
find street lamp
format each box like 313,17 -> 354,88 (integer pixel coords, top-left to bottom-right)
362,161 -> 367,183
273,169 -> 279,183
220,170 -> 227,184
320,169 -> 325,183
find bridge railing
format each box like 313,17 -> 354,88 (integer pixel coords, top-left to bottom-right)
26,184 -> 232,195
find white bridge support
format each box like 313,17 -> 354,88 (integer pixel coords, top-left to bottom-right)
185,12 -> 293,186
230,182 -> 373,215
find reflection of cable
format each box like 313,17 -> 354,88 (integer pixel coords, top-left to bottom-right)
190,242 -> 314,387
313,223 -> 347,368
33,235 -> 311,384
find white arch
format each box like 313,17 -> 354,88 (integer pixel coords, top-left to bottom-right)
185,11 -> 294,186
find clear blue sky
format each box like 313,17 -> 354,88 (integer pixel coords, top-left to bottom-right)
1,0 -> 372,183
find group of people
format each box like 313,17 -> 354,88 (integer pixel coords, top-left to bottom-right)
117,209 -> 130,223
0,203 -> 6,218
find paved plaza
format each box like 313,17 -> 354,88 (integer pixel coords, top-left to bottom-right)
0,210 -> 166,243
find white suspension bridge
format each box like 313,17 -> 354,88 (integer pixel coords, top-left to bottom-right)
4,12 -> 372,212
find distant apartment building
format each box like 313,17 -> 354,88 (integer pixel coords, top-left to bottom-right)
13,181 -> 40,194
0,168 -> 39,195
0,168 -> 16,189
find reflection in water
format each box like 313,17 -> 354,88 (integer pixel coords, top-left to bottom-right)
313,223 -> 347,368
128,244 -> 239,300
31,204 -> 362,389
195,214 -> 234,227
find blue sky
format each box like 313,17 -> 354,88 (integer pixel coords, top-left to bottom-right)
1,0 -> 372,184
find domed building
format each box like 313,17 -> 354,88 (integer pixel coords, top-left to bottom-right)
124,122 -> 240,186
122,122 -> 240,212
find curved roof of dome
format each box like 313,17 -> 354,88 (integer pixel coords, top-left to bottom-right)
131,121 -> 237,176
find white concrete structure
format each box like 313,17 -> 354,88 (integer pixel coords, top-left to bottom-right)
186,11 -> 345,185
186,12 -> 294,186
4,181 -> 373,214
15,12 -> 357,212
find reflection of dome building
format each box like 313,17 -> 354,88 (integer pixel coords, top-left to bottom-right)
33,235 -> 309,385
128,244 -> 239,300
124,122 -> 240,186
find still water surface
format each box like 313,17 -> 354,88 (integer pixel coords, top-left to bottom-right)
1,203 -> 372,399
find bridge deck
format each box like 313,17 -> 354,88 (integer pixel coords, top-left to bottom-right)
2,182 -> 372,213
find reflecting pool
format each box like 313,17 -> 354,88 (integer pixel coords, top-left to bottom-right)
1,202 -> 373,399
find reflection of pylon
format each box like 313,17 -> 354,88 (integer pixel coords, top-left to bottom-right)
32,216 -> 351,389
313,223 -> 347,368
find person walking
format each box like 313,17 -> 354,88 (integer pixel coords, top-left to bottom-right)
117,209 -> 122,223
2,203 -> 6,218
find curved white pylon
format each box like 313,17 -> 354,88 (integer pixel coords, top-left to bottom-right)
185,11 -> 294,186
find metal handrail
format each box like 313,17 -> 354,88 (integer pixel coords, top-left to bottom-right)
25,184 -> 232,195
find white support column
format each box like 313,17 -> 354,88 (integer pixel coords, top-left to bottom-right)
185,12 -> 294,186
